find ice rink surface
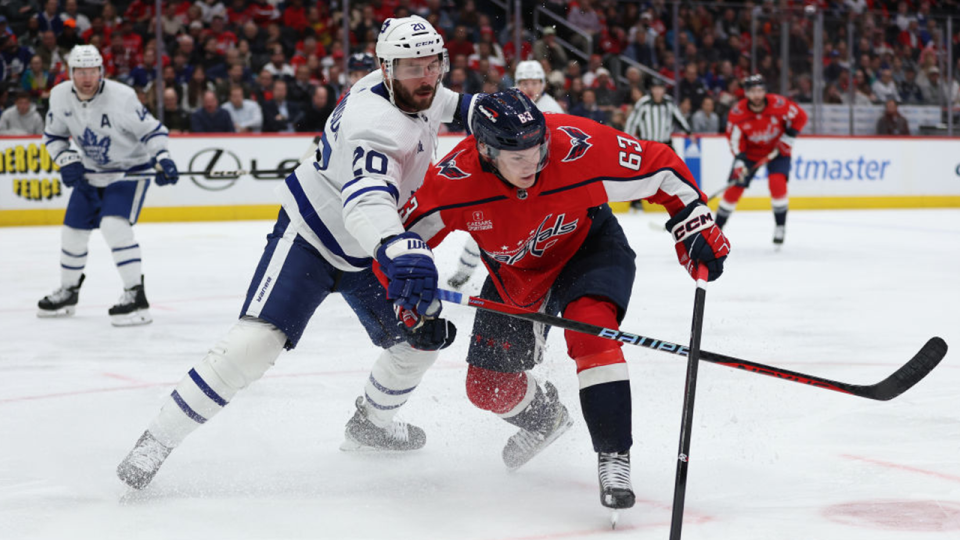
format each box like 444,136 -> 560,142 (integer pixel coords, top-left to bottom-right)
2,208 -> 959,540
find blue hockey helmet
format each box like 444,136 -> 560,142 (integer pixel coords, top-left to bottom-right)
348,52 -> 376,73
472,89 -> 549,171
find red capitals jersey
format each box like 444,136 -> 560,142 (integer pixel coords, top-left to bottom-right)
401,114 -> 706,308
725,93 -> 807,161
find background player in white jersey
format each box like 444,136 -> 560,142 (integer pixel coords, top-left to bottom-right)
37,45 -> 179,326
446,59 -> 561,290
117,16 -> 475,490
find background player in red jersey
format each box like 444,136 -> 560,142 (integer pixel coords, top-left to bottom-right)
719,74 -> 808,245
393,90 -> 730,513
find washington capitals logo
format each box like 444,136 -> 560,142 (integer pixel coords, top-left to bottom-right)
436,150 -> 470,179
558,126 -> 592,162
78,128 -> 111,166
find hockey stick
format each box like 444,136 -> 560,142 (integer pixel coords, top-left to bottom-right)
669,265 -> 709,540
125,168 -> 294,179
435,289 -> 947,401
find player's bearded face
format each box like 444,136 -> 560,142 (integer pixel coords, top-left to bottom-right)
388,57 -> 442,112
73,67 -> 101,98
747,87 -> 766,107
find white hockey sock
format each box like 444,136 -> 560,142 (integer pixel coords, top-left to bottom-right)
148,318 -> 287,448
363,342 -> 439,427
100,216 -> 142,289
60,226 -> 92,287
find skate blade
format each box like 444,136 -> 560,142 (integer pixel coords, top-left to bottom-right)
111,309 -> 153,327
37,306 -> 76,318
505,416 -> 575,471
610,510 -> 620,529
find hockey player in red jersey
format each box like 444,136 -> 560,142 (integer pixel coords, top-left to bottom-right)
719,74 -> 807,245
393,90 -> 731,512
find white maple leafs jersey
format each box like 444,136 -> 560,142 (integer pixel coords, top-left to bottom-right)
537,93 -> 564,114
275,70 -> 468,271
43,80 -> 170,187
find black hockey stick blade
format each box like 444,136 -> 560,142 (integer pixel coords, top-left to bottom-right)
437,289 -> 948,401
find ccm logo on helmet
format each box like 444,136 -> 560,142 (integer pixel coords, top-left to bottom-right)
672,213 -> 714,241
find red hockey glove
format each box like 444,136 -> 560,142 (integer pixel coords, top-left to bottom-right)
665,202 -> 731,281
395,305 -> 457,351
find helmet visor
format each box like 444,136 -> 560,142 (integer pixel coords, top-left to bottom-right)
392,58 -> 444,80
493,132 -> 551,176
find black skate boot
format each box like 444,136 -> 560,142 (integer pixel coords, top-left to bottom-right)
341,396 -> 426,451
109,275 -> 152,326
117,431 -> 173,489
502,382 -> 574,470
37,274 -> 85,318
598,451 -> 635,509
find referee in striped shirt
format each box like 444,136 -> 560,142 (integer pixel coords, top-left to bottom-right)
623,78 -> 690,155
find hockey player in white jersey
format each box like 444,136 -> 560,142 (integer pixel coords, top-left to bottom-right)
37,45 -> 179,326
117,16 -> 475,489
446,59 -> 562,290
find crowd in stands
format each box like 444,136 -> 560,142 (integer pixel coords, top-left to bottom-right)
0,0 -> 958,137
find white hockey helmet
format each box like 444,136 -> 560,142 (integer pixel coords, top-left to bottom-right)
69,45 -> 104,87
375,16 -> 448,107
514,60 -> 546,83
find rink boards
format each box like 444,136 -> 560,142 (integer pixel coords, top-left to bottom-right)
2,132 -> 959,226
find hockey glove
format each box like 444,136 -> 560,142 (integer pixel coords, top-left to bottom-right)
776,127 -> 798,156
396,306 -> 457,351
154,153 -> 180,186
728,153 -> 752,187
665,202 -> 731,282
376,232 -> 440,315
57,151 -> 85,189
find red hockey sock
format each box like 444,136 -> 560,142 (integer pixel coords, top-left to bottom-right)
723,185 -> 745,204
563,296 -> 626,373
769,173 -> 788,199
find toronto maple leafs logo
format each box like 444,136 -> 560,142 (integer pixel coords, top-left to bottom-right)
558,126 -> 592,162
78,128 -> 111,166
436,150 -> 470,179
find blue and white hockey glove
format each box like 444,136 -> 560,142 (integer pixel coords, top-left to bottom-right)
154,153 -> 179,186
396,305 -> 457,351
376,232 -> 440,315
57,151 -> 85,189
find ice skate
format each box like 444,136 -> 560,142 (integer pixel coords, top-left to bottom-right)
341,396 -> 426,451
598,451 -> 635,528
502,383 -> 574,470
37,274 -> 85,318
109,276 -> 152,326
117,431 -> 173,489
773,224 -> 785,249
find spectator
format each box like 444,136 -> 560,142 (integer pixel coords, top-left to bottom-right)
222,85 -> 262,133
161,88 -> 191,134
569,88 -> 606,124
872,69 -> 900,103
690,96 -> 719,133
293,85 -> 333,132
678,63 -> 707,111
899,67 -> 925,104
446,26 -> 475,61
0,91 -> 43,135
920,67 -> 960,106
61,0 -> 91,35
876,99 -> 910,135
191,89 -> 235,132
287,64 -> 314,108
3,35 -> 34,82
261,79 -> 299,133
57,18 -> 83,51
567,0 -> 603,54
183,64 -> 214,113
533,27 -> 568,74
20,55 -> 52,109
263,45 -> 294,79
215,62 -> 252,103
791,75 -> 814,104
36,0 -> 63,36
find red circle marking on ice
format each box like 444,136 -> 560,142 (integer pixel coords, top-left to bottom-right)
823,500 -> 960,532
